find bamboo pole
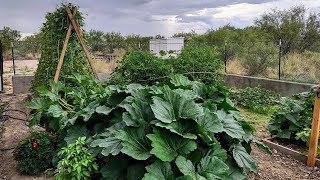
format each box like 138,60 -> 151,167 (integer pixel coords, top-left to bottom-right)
65,6 -> 98,79
53,8 -> 78,83
307,86 -> 320,167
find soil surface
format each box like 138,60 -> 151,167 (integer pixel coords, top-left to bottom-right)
0,94 -> 51,180
0,93 -> 320,179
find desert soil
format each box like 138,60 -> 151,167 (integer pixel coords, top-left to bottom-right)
0,92 -> 319,179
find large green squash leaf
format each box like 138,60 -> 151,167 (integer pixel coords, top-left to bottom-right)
117,127 -> 151,160
64,125 -> 89,145
122,99 -> 154,127
151,90 -> 203,123
217,111 -> 245,139
196,108 -> 223,134
142,160 -> 175,180
197,156 -> 230,179
101,156 -> 129,180
147,128 -> 197,162
232,143 -> 258,173
155,120 -> 197,139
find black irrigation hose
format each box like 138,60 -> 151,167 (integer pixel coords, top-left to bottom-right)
0,104 -> 29,151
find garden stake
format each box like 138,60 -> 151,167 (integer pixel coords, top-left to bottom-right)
65,6 -> 98,79
307,86 -> 320,167
54,8 -> 78,83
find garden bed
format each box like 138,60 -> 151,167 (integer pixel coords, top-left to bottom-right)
262,137 -> 320,167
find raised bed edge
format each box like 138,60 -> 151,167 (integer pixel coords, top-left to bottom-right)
262,137 -> 320,167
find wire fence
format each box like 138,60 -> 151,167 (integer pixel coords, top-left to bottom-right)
2,39 -> 320,84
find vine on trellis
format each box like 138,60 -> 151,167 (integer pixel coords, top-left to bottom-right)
32,3 -> 91,91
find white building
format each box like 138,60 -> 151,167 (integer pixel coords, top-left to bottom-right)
149,37 -> 184,58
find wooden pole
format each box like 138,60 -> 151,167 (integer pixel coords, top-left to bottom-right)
53,8 -> 78,83
65,6 -> 98,79
307,86 -> 320,167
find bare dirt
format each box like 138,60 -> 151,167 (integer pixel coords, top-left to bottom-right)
0,93 -> 320,179
0,94 -> 51,180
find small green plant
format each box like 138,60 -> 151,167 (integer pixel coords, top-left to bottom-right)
268,88 -> 315,143
55,137 -> 98,180
13,131 -> 56,175
230,87 -> 280,114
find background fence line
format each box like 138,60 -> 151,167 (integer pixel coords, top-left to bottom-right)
2,38 -> 320,84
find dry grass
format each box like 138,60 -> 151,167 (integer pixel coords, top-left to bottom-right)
92,48 -> 126,73
226,51 -> 320,83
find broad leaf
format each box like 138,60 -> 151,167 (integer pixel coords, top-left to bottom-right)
151,90 -> 203,123
122,99 -> 154,127
155,121 -> 197,139
127,163 -> 146,180
277,129 -> 291,139
232,143 -> 258,173
117,127 -> 151,160
47,104 -> 67,118
147,128 -> 197,162
142,160 -> 175,180
101,156 -> 129,180
175,156 -> 196,176
170,74 -> 192,87
197,156 -> 230,179
197,109 -> 223,134
96,105 -> 113,115
217,111 -> 245,139
90,122 -> 125,156
64,125 -> 89,145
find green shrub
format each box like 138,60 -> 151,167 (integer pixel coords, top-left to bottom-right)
268,88 -> 315,144
230,87 -> 280,114
240,43 -> 278,76
13,131 -> 56,175
173,44 -> 224,84
110,51 -> 172,85
55,137 -> 98,180
110,44 -> 224,85
28,74 -> 270,179
32,3 -> 91,91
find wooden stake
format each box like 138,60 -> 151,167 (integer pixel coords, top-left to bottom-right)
65,6 -> 98,79
307,86 -> 320,167
53,8 -> 78,83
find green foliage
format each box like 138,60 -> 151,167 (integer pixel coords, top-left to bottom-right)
29,74 -> 268,179
268,88 -> 315,144
172,44 -> 224,84
110,51 -> 171,85
13,131 -> 56,175
230,87 -> 280,114
111,44 -> 223,85
239,43 -> 278,76
0,26 -> 21,57
255,5 -> 320,54
55,137 -> 98,180
32,3 -> 91,91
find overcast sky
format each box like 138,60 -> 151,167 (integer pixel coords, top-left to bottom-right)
0,0 -> 320,37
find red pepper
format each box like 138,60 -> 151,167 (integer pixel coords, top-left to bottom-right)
33,142 -> 38,149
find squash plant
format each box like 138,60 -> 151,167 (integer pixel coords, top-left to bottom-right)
28,74 -> 269,179
32,3 -> 91,91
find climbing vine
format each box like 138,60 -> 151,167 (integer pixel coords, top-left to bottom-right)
32,3 -> 91,91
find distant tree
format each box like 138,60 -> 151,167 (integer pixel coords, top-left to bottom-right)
0,26 -> 21,56
154,34 -> 164,39
85,30 -> 107,53
255,5 -> 320,54
16,34 -> 41,59
172,30 -> 197,43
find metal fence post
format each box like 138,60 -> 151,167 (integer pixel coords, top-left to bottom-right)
278,39 -> 282,80
11,42 -> 16,75
0,41 -> 4,92
224,41 -> 227,73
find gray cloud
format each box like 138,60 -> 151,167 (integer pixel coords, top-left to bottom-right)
0,0 -> 319,36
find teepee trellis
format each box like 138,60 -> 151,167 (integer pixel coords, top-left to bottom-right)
54,6 -> 97,83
